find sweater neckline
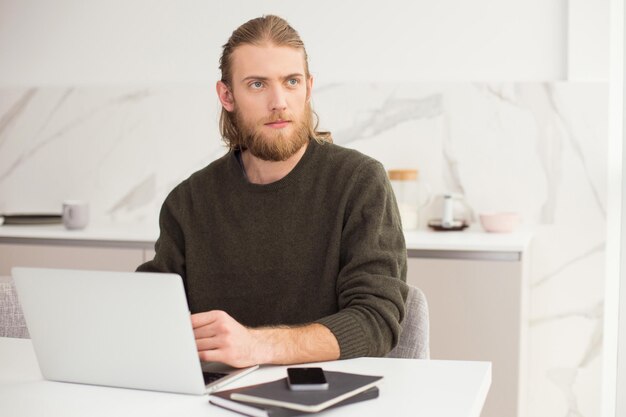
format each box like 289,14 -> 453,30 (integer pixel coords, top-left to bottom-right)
229,139 -> 318,192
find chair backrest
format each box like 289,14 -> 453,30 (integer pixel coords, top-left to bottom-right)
386,284 -> 429,359
0,276 -> 30,338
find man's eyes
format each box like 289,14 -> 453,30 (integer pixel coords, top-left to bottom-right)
248,79 -> 300,89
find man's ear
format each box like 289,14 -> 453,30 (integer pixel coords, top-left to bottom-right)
216,81 -> 235,112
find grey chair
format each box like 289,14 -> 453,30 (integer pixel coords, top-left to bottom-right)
386,284 -> 430,359
0,276 -> 29,338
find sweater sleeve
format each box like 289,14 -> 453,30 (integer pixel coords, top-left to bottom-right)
315,160 -> 408,358
135,188 -> 187,281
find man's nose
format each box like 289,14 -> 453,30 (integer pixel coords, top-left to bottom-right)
268,85 -> 287,112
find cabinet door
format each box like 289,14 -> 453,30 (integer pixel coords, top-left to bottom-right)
407,257 -> 527,417
0,243 -> 145,275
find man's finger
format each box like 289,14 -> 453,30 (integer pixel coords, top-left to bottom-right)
190,311 -> 220,328
196,336 -> 222,351
198,348 -> 225,363
193,325 -> 217,340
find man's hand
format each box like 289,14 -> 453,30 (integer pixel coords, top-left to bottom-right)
190,310 -> 340,368
191,310 -> 263,368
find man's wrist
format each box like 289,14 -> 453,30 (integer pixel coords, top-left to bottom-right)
247,324 -> 340,365
249,327 -> 277,364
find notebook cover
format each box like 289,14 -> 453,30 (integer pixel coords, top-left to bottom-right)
229,371 -> 383,413
210,386 -> 380,417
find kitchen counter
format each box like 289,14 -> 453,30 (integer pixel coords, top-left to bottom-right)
403,229 -> 531,252
404,229 -> 532,261
0,222 -> 159,249
0,223 -> 533,260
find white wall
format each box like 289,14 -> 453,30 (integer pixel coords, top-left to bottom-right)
0,0 -> 567,86
568,0 -> 611,80
603,2 -> 625,417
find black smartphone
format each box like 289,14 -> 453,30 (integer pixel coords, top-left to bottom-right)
286,367 -> 329,391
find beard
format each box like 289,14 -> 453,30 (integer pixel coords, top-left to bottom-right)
234,105 -> 311,162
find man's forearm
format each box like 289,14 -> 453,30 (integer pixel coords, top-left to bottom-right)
250,323 -> 340,365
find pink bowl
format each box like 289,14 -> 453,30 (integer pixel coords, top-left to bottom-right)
479,212 -> 521,233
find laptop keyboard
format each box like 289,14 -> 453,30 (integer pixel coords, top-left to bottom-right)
203,371 -> 229,385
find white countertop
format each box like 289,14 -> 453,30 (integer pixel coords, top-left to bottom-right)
403,229 -> 533,252
0,222 -> 159,245
0,222 -> 533,253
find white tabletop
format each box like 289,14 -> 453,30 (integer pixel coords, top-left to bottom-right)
0,337 -> 491,417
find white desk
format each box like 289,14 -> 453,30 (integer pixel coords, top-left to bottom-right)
0,337 -> 491,417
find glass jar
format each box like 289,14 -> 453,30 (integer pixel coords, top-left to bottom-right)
388,169 -> 431,230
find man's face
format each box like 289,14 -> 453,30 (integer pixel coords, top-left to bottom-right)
222,44 -> 313,161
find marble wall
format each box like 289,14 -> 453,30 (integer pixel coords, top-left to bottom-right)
0,83 -> 608,417
318,82 -> 608,417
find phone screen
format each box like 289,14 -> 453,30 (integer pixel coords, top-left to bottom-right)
287,367 -> 328,390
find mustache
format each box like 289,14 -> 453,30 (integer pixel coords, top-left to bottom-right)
261,112 -> 293,124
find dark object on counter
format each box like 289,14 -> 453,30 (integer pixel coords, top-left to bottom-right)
427,218 -> 469,231
210,386 -> 379,416
223,371 -> 382,413
1,214 -> 63,225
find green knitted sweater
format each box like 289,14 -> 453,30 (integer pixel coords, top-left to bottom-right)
137,139 -> 408,359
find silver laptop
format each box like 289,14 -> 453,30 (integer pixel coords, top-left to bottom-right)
11,267 -> 258,395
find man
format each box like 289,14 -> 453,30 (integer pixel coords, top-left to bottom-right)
137,15 -> 408,368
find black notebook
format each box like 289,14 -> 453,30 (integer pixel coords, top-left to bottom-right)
209,386 -> 379,417
227,371 -> 382,413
